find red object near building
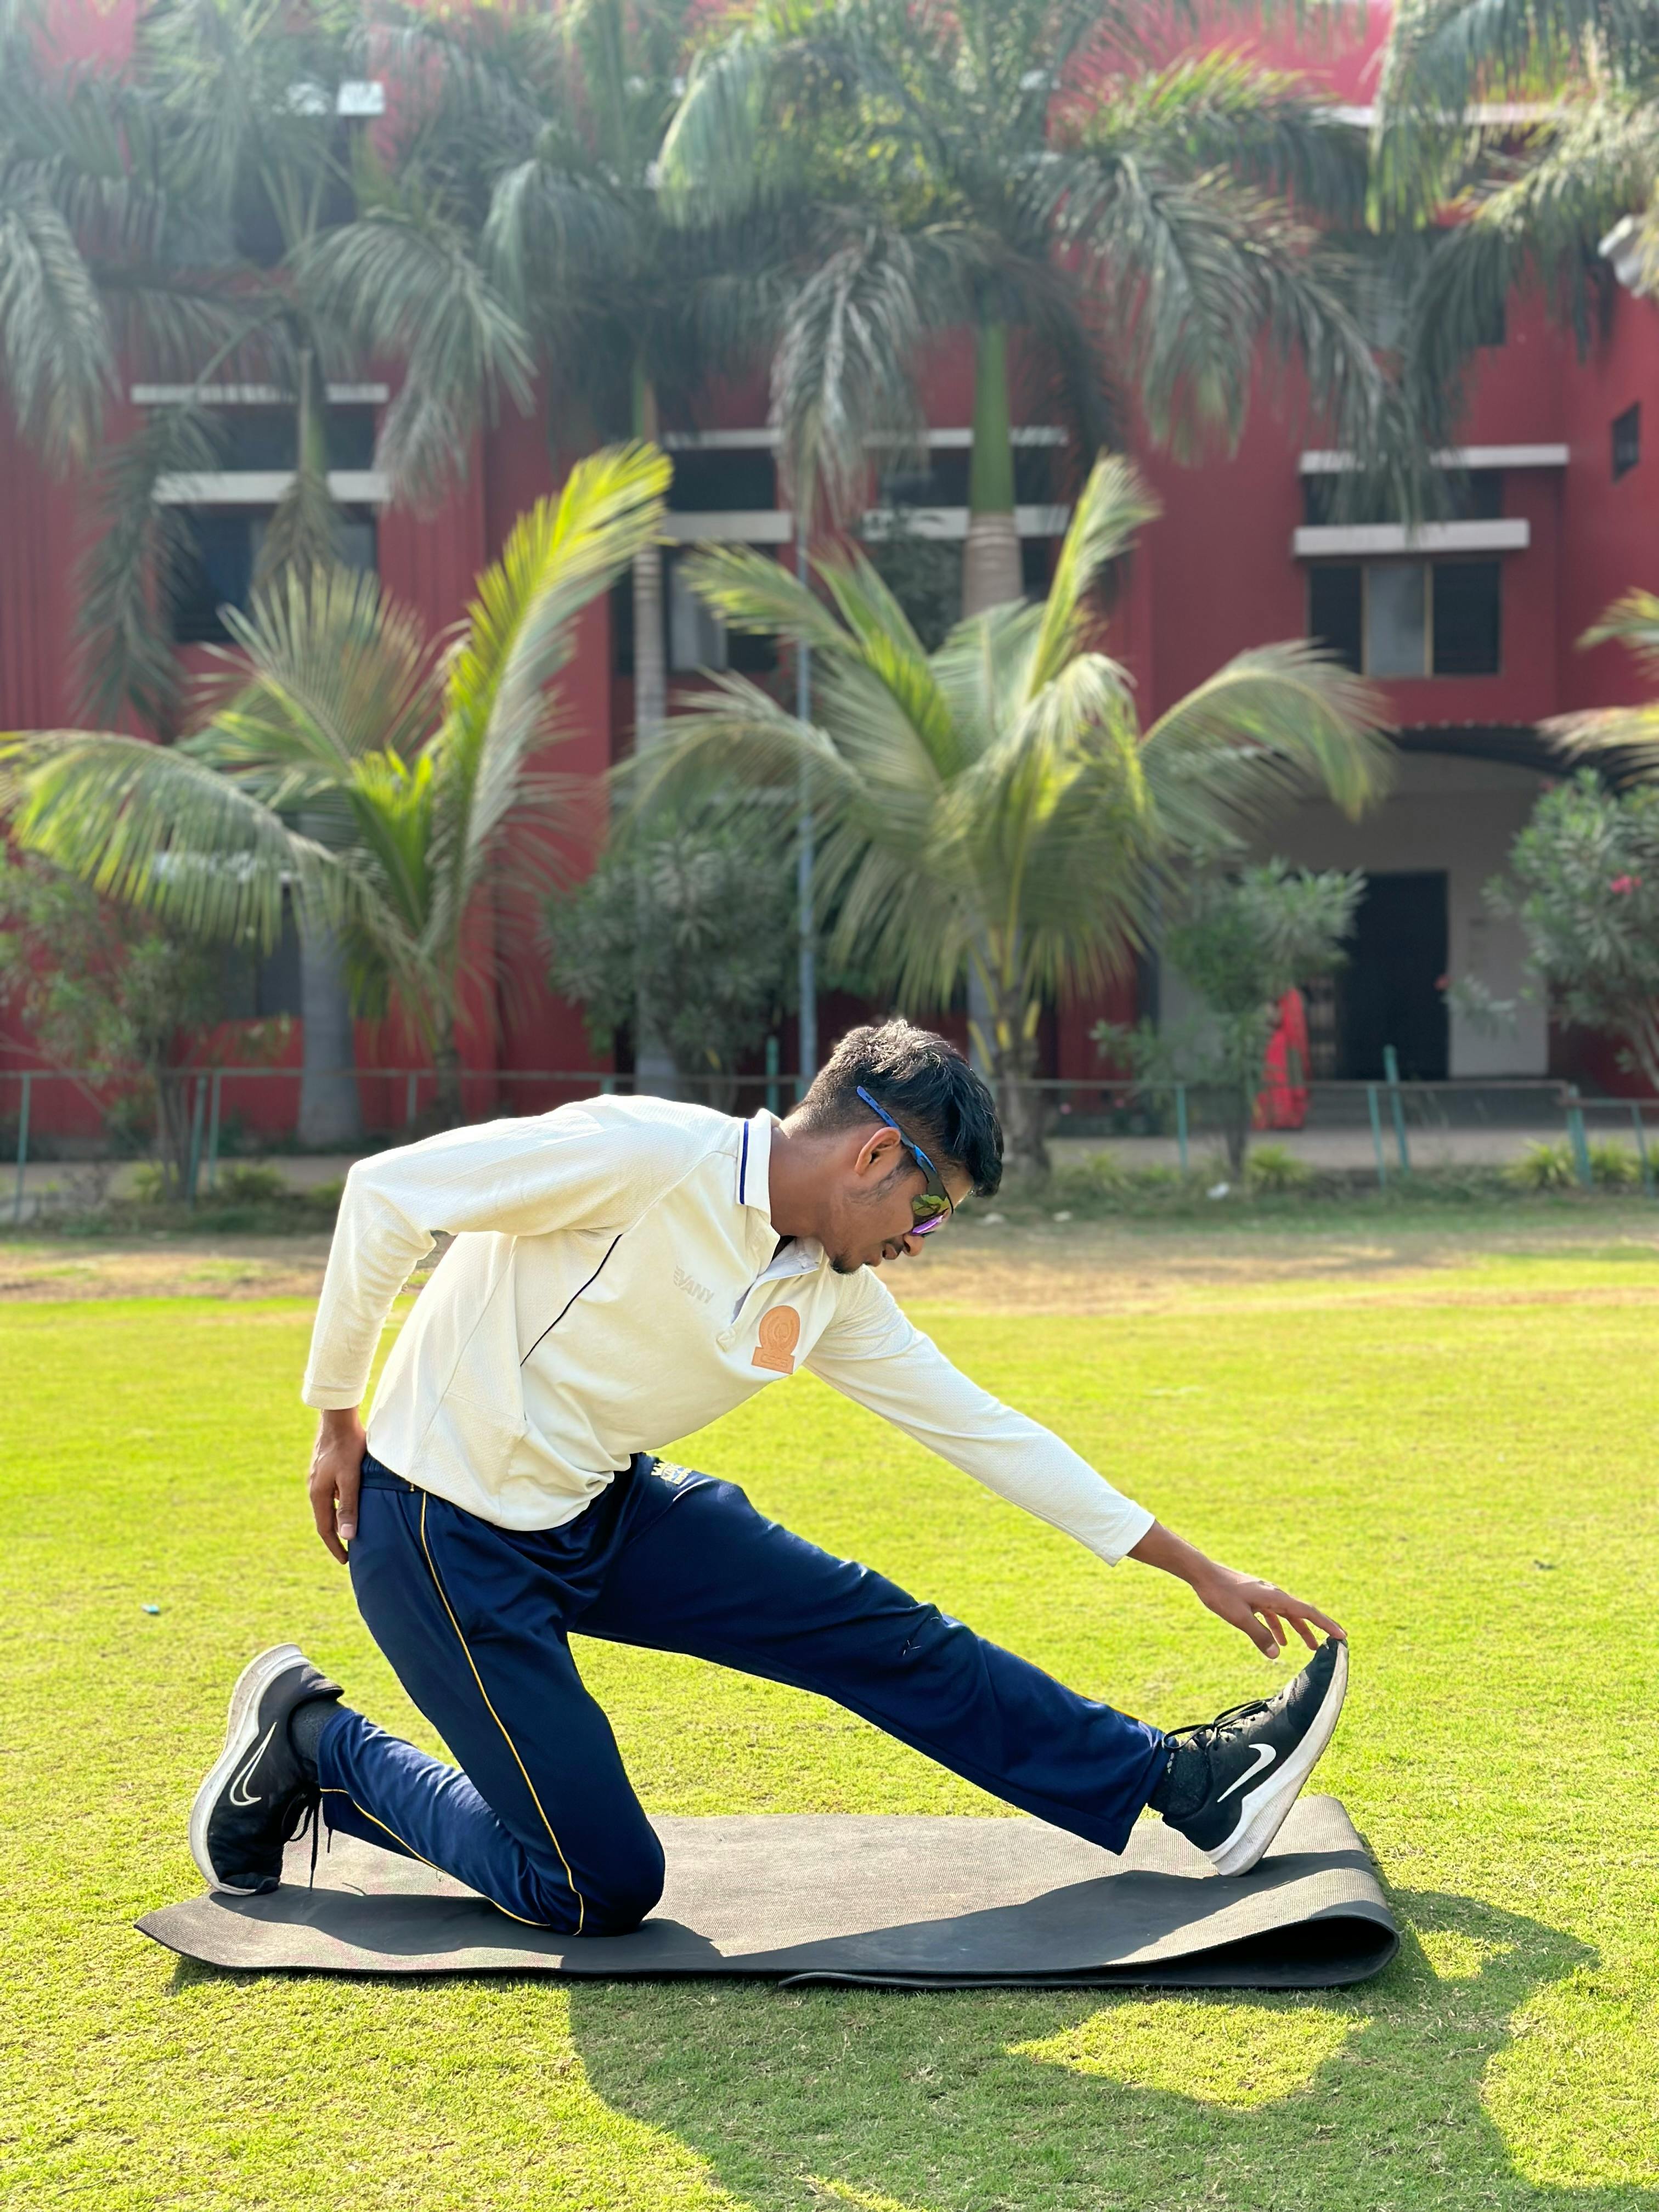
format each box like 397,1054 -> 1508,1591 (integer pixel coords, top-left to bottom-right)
1256,992 -> 1311,1132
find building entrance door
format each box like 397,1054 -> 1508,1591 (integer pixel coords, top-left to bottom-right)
1339,872 -> 1449,1080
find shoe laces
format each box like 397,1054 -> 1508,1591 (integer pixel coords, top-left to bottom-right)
1163,1695 -> 1274,1757
279,1782 -> 326,1889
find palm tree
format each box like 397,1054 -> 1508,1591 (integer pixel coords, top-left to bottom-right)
361,0 -> 802,754
359,0 -> 820,1087
662,1 -> 1381,612
0,444 -> 670,1125
0,0 -> 533,733
627,455 -> 1390,1178
1371,0 -> 1659,407
1,0 -> 538,1141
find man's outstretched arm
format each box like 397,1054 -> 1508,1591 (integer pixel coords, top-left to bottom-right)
807,1279 -> 1344,1657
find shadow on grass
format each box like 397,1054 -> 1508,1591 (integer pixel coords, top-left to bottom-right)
564,1890 -> 1646,2211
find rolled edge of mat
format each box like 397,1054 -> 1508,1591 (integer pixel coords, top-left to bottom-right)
778,1906 -> 1402,1991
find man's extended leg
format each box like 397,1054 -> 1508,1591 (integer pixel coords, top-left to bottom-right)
580,1471 -> 1169,1855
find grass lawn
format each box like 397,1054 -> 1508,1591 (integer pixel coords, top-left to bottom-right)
3,1215 -> 1657,2210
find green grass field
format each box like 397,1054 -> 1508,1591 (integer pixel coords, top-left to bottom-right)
4,1228 -> 1658,2209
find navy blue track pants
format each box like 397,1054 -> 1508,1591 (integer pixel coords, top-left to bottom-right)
316,1454 -> 1167,1936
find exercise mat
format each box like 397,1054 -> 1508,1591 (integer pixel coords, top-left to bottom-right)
138,1793 -> 1395,1989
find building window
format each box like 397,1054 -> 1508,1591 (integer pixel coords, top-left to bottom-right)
169,509 -> 377,645
199,404 -> 377,472
668,551 -> 728,673
1301,469 -> 1502,528
1612,404 -> 1641,481
612,555 -> 776,681
1308,561 -> 1501,678
668,448 -> 778,512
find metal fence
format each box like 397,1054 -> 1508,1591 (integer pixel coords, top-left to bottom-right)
4,1058 -> 1656,1224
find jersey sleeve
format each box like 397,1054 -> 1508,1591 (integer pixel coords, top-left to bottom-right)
804,1270 -> 1155,1565
300,1105 -> 687,1412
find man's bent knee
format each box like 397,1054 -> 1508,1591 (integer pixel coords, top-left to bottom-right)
521,1832 -> 664,1937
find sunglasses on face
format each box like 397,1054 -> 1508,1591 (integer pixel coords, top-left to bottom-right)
855,1086 -> 955,1234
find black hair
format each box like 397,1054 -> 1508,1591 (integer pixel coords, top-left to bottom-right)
792,1019 -> 1003,1198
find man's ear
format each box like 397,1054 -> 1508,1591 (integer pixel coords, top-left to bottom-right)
853,1125 -> 902,1181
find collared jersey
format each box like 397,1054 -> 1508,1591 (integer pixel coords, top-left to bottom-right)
301,1095 -> 1153,1564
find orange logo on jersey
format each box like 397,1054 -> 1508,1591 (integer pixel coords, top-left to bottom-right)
752,1306 -> 801,1374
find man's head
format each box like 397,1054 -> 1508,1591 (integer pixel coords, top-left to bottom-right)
778,1019 -> 1002,1273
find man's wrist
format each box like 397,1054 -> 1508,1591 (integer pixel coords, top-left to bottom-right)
1127,1520 -> 1216,1588
318,1406 -> 363,1434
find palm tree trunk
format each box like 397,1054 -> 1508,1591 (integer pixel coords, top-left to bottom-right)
962,319 -> 1022,619
630,358 -> 678,1097
977,946 -> 1050,1181
963,323 -> 1024,1092
433,1031 -> 464,1128
990,994 -> 1051,1181
630,362 -> 667,749
296,921 -> 363,1148
296,822 -> 363,1149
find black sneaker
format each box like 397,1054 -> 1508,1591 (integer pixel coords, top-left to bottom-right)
1152,1637 -> 1348,1876
189,1644 -> 342,1895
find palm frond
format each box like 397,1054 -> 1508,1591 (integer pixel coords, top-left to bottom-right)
1582,589 -> 1659,678
1141,643 -> 1393,845
768,219 -> 959,523
72,403 -> 226,735
1052,48 -> 1371,223
679,542 -> 855,660
428,440 -> 672,942
193,563 -> 438,802
1047,149 -> 1380,459
1024,454 -> 1160,697
0,726 -> 329,951
0,172 -> 113,463
297,182 -> 536,511
1541,590 -> 1659,779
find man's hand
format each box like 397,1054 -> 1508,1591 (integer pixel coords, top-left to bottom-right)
1188,1561 -> 1344,1658
309,1407 -> 366,1565
1127,1520 -> 1345,1658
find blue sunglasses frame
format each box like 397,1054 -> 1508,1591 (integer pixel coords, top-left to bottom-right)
855,1085 -> 955,1233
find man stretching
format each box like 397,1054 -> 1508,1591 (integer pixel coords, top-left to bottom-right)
193,1022 -> 1348,1930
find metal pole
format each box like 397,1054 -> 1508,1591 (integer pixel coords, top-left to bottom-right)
765,1035 -> 780,1119
795,520 -> 816,1101
1175,1083 -> 1188,1174
185,1075 -> 207,1206
1633,1101 -> 1654,1199
1566,1085 -> 1593,1189
13,1072 -> 31,1227
1383,1044 -> 1410,1173
405,1070 -> 417,1128
206,1070 -> 222,1193
1367,1082 -> 1387,1189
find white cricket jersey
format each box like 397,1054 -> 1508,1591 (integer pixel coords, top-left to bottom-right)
301,1095 -> 1154,1564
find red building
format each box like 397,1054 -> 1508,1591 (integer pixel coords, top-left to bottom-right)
4,0 -> 1657,1137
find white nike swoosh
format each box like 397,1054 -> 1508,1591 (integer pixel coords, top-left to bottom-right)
1216,1741 -> 1277,1803
227,1722 -> 277,1808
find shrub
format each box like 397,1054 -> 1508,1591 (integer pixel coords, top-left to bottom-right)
1588,1139 -> 1641,1189
1130,1164 -> 1189,1193
128,1162 -> 168,1203
1499,768 -> 1659,1090
1505,1141 -> 1579,1191
217,1164 -> 290,1203
1245,1143 -> 1313,1194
